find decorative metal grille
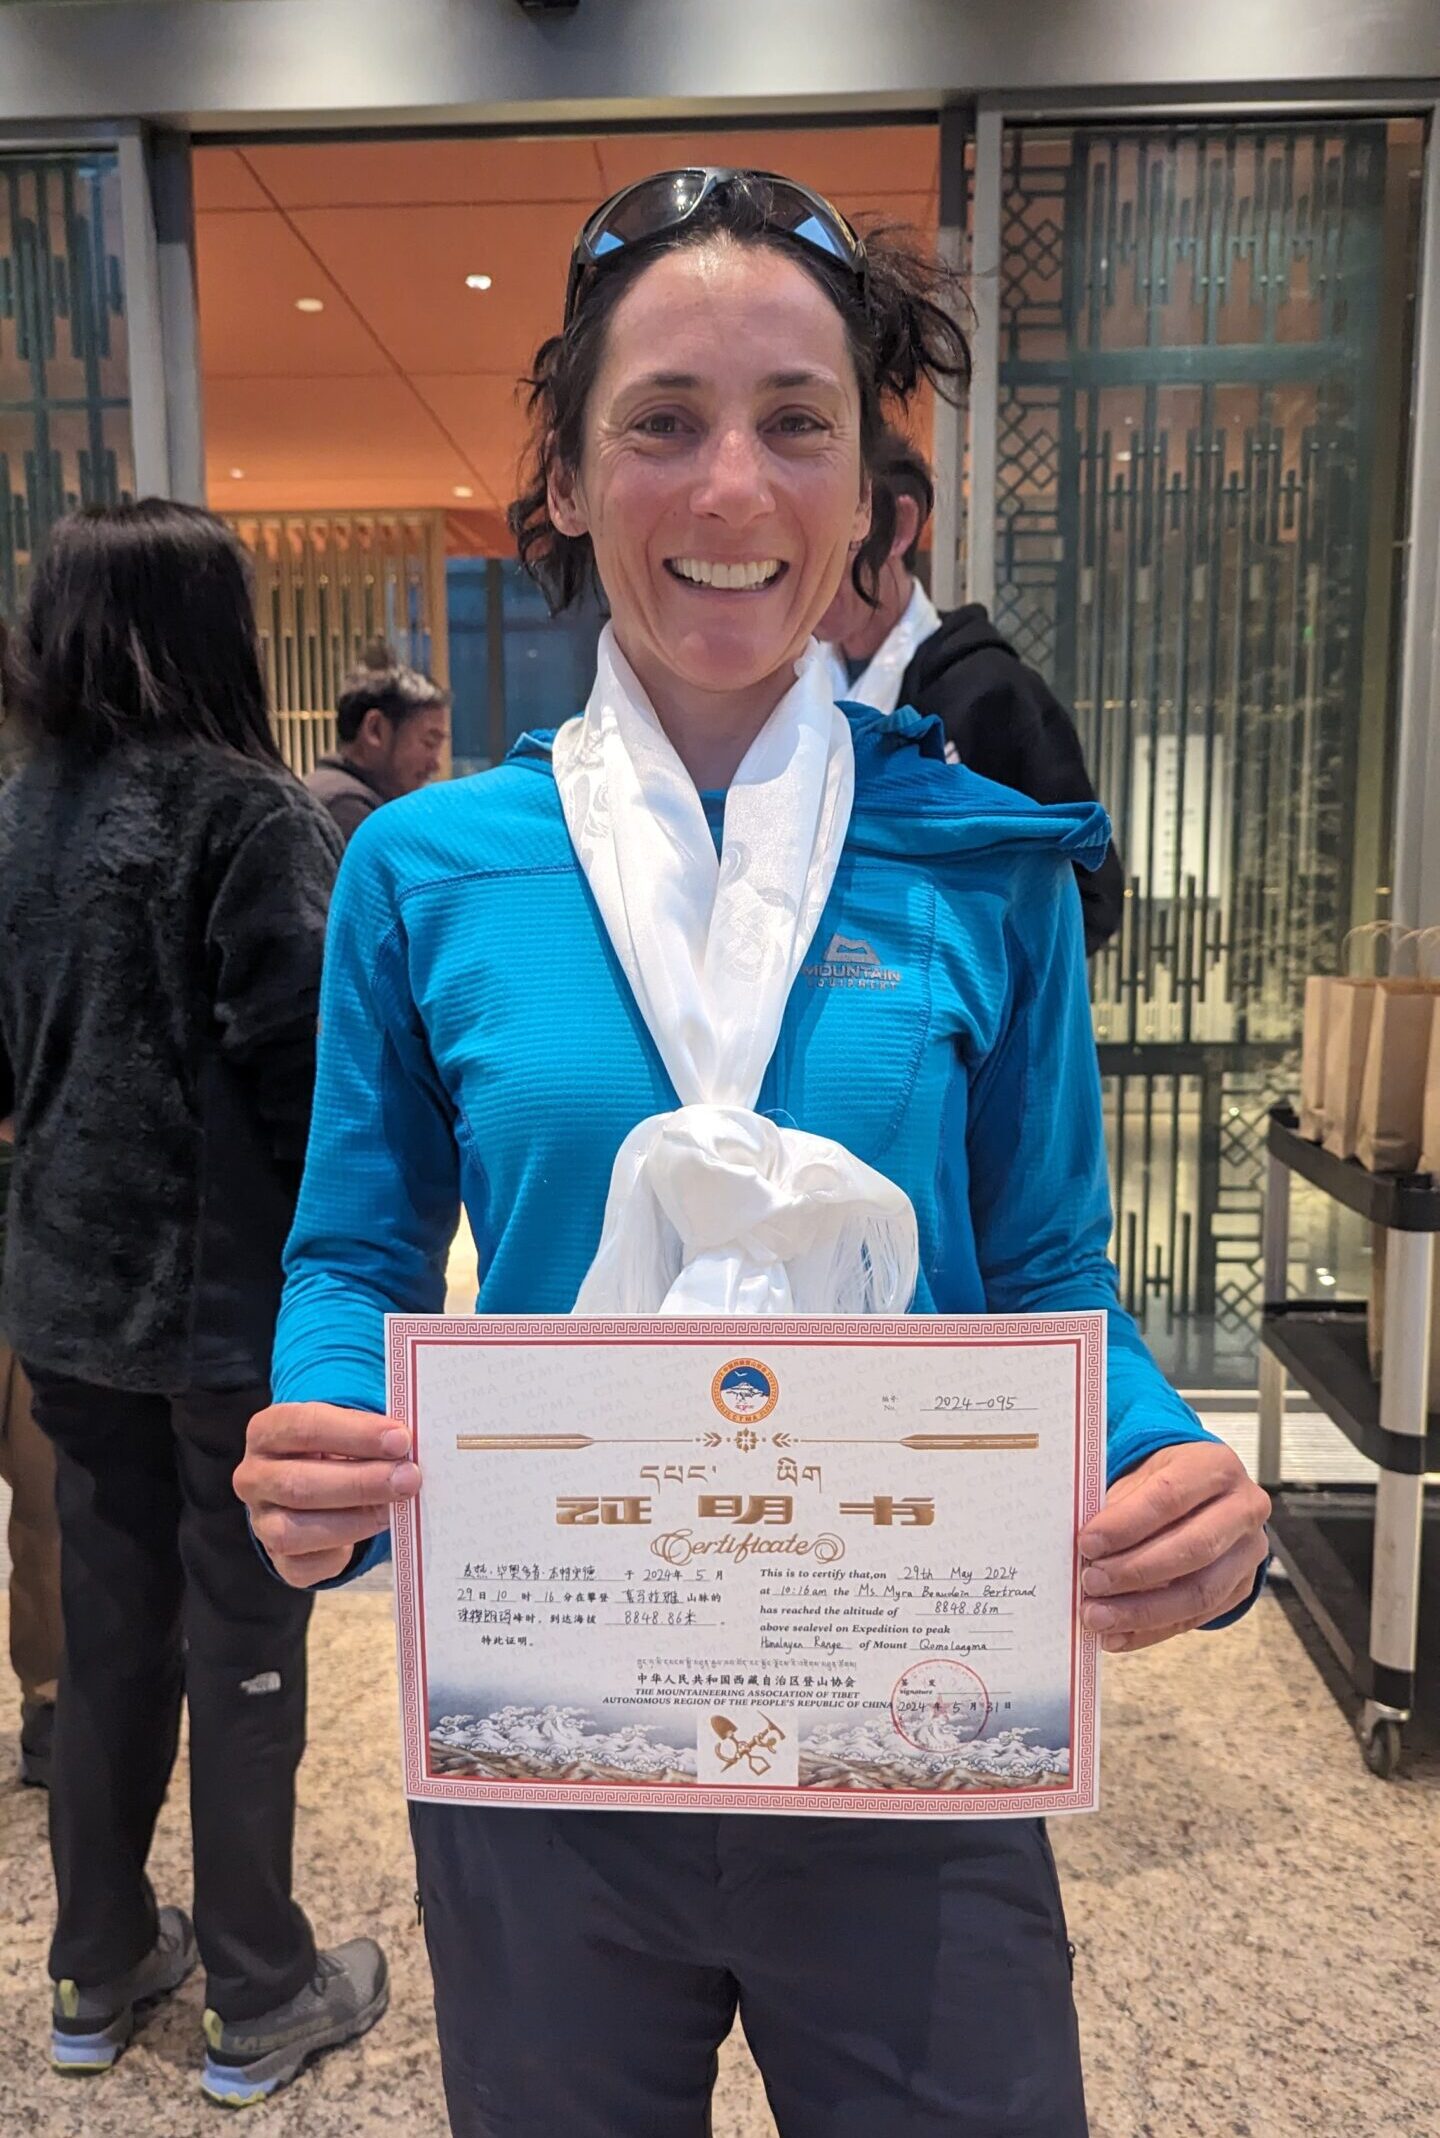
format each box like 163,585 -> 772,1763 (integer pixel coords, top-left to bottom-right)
996,122 -> 1424,1380
0,153 -> 131,622
228,511 -> 451,776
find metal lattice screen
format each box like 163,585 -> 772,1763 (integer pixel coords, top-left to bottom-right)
228,510 -> 451,776
0,152 -> 132,624
995,121 -> 1425,1379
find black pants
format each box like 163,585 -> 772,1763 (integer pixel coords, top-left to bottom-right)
412,1802 -> 1088,2137
25,1371 -> 317,2020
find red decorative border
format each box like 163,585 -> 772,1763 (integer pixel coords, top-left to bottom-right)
387,1314 -> 1104,1820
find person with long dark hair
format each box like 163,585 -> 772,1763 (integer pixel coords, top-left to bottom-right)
0,614 -> 63,1792
0,501 -> 387,2101
238,175 -> 1268,2135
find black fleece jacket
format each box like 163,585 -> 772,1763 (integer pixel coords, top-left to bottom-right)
0,744 -> 341,1394
898,605 -> 1125,956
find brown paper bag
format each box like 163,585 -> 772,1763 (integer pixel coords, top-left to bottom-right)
1421,996 -> 1440,1179
1367,1224 -> 1440,1414
1355,980 -> 1440,1174
1321,980 -> 1379,1160
1307,924 -> 1413,1152
1298,975 -> 1335,1141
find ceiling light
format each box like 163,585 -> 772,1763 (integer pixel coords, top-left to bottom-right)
295,297 -> 325,313
453,485 -> 474,499
229,467 -> 245,480
465,274 -> 493,291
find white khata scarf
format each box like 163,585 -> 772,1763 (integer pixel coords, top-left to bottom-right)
822,579 -> 942,717
552,624 -> 919,1317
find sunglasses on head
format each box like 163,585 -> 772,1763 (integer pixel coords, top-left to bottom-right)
564,167 -> 867,325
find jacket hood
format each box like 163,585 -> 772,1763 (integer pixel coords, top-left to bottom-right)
903,601 -> 1015,696
508,701 -> 1111,874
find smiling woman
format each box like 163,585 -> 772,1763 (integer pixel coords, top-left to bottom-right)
506,176 -> 965,787
544,247 -> 875,785
511,172 -> 965,645
239,166 -> 1271,2138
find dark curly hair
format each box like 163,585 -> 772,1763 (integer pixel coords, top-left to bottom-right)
507,174 -> 970,615
335,660 -> 450,744
865,428 -> 936,581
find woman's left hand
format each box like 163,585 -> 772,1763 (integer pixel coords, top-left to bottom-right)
1077,1441 -> 1271,1653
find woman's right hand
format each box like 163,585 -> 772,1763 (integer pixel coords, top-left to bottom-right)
236,1402 -> 421,1587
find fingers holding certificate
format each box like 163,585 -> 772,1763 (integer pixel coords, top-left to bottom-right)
387,1312 -> 1105,1818
239,1401 -> 421,1587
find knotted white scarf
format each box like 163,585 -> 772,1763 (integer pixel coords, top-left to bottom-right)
823,579 -> 942,717
552,625 -> 919,1317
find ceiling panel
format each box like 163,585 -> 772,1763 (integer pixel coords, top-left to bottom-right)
197,209 -> 389,378
193,147 -> 272,212
858,192 -> 941,236
241,135 -> 607,210
411,373 -> 532,499
213,475 -> 489,513
447,505 -> 513,555
194,126 -> 941,532
205,374 -> 488,509
593,126 -> 938,211
289,200 -> 576,376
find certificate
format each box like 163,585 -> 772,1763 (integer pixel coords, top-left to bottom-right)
388,1314 -> 1104,1818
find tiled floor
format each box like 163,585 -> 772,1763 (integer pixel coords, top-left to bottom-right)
2,1583 -> 1437,2138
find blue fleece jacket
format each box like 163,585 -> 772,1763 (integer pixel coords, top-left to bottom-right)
274,703 -> 1228,1586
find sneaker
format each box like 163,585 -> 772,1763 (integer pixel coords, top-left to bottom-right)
18,1699 -> 54,1790
51,1906 -> 198,2074
199,1939 -> 388,2106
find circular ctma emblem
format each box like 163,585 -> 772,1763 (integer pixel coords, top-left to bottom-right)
712,1358 -> 779,1426
890,1657 -> 991,1750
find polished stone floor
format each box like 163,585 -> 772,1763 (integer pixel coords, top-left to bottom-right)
2,1583 -> 1437,2138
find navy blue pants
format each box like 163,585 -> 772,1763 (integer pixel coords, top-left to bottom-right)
411,1804 -> 1088,2136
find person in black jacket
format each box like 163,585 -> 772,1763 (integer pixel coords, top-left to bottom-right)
0,502 -> 386,2102
0,617 -> 63,1793
0,1125 -> 62,1789
305,645 -> 451,847
818,431 -> 1125,956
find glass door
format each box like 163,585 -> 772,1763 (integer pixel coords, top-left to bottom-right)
992,119 -> 1427,1382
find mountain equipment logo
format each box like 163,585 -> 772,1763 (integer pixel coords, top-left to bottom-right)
825,934 -> 880,965
803,932 -> 902,991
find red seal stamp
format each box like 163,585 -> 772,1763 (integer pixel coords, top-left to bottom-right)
890,1657 -> 991,1751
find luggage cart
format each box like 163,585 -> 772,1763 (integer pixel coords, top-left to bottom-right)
1259,1107 -> 1440,1778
